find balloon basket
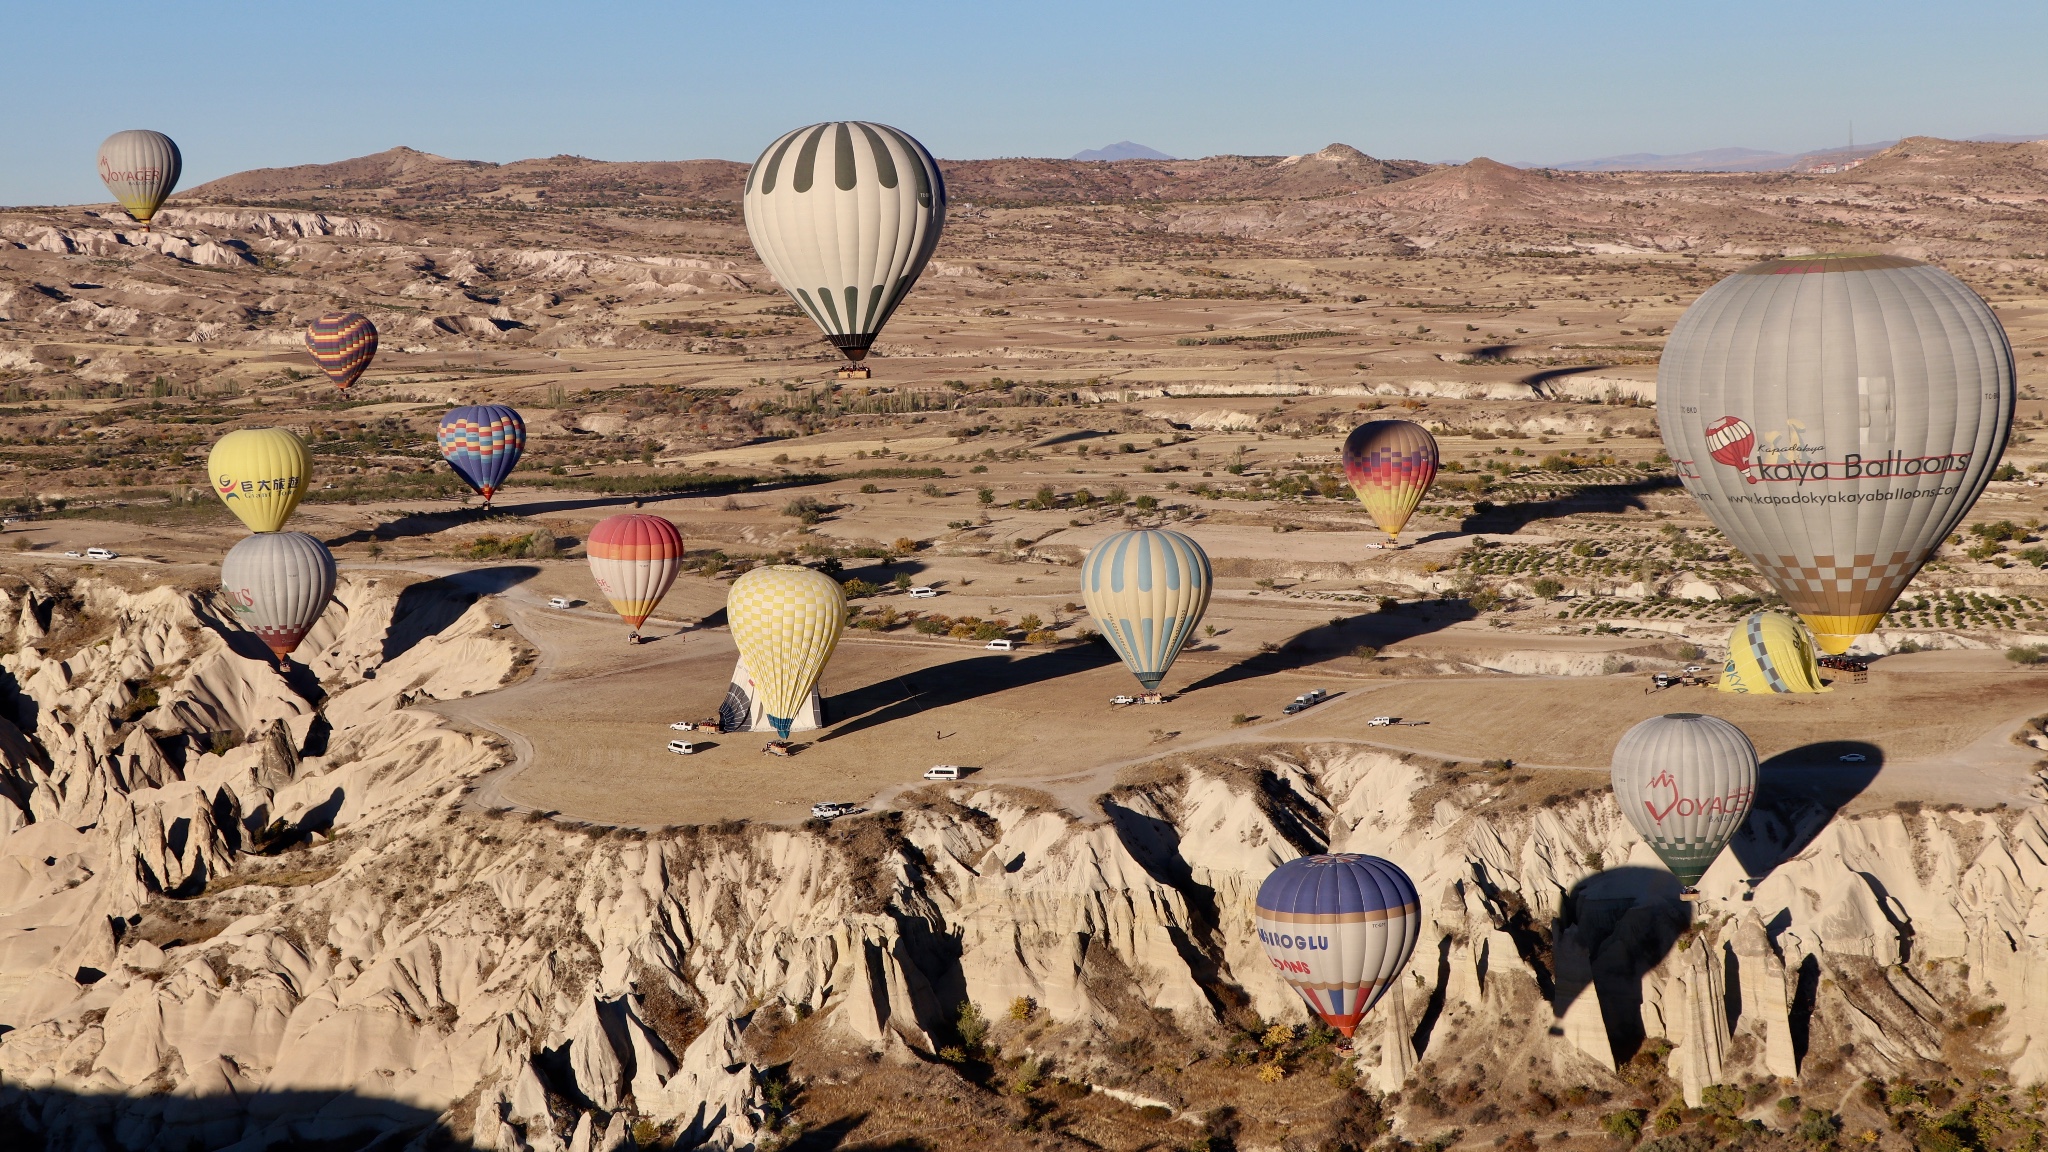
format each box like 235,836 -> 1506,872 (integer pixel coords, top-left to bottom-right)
835,365 -> 871,380
1680,889 -> 1701,903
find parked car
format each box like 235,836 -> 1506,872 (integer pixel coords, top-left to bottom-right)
491,622 -> 511,630
85,547 -> 118,561
548,596 -> 572,609
1368,716 -> 1396,727
1109,695 -> 1138,706
923,765 -> 962,781
63,550 -> 81,558
1294,689 -> 1327,705
666,740 -> 695,755
1283,702 -> 1306,715
810,802 -> 856,820
670,721 -> 698,732
1838,752 -> 1867,763
984,638 -> 1014,651
908,586 -> 937,598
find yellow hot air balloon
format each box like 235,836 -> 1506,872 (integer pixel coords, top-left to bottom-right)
208,428 -> 312,533
726,565 -> 845,739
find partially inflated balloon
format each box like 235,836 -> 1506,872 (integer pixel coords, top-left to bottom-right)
1658,254 -> 2015,653
1341,420 -> 1439,543
1718,610 -> 1828,694
1255,854 -> 1421,1037
208,428 -> 312,533
726,565 -> 845,739
1610,713 -> 1757,889
744,122 -> 945,365
438,405 -> 525,503
97,130 -> 181,231
221,532 -> 337,661
588,514 -> 683,635
304,312 -> 378,390
1082,529 -> 1211,691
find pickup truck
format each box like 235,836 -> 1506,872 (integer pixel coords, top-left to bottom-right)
811,802 -> 856,820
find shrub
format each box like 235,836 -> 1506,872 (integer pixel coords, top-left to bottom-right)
1468,588 -> 1501,612
1352,645 -> 1379,660
1025,629 -> 1058,645
893,571 -> 914,590
782,496 -> 829,524
913,617 -> 949,635
2007,645 -> 2045,665
842,578 -> 878,599
1532,577 -> 1564,599
1134,494 -> 1158,511
1602,1109 -> 1647,1143
860,482 -> 880,494
973,621 -> 1006,641
1008,996 -> 1036,1022
893,536 -> 919,554
957,1002 -> 989,1049
1795,1109 -> 1840,1147
1257,1062 -> 1286,1083
976,487 -> 994,504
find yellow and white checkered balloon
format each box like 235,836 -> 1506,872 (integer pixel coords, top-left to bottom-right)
726,565 -> 845,738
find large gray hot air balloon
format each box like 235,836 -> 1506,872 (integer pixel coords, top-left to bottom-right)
1658,254 -> 2015,653
221,532 -> 336,661
1610,713 -> 1757,892
743,122 -> 945,375
96,130 -> 182,232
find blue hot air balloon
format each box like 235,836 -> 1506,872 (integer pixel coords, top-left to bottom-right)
1080,529 -> 1212,691
1255,853 -> 1421,1037
438,405 -> 526,505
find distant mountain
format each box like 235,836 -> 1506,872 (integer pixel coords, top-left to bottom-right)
1071,141 -> 1174,162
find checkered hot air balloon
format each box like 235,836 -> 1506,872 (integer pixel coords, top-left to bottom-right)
726,565 -> 845,739
1341,420 -> 1438,544
1609,713 -> 1757,890
304,312 -> 378,390
1255,854 -> 1421,1038
587,514 -> 683,640
437,405 -> 525,504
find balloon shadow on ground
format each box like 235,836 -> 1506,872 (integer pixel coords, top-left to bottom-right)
0,1085 -> 456,1151
1449,475 -> 1682,538
1178,601 -> 1477,694
381,566 -> 539,662
319,475 -> 851,547
817,644 -> 1121,742
1549,865 -> 1691,1067
1729,740 -> 1882,888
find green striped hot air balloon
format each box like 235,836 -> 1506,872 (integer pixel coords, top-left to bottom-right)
1082,529 -> 1212,691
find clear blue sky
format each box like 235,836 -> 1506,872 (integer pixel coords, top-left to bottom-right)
6,0 -> 2046,206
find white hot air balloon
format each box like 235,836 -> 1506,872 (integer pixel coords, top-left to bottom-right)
1609,712 -> 1758,892
97,130 -> 182,232
1082,529 -> 1212,691
743,122 -> 945,376
221,532 -> 337,661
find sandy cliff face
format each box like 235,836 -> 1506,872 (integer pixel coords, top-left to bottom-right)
0,576 -> 2040,1150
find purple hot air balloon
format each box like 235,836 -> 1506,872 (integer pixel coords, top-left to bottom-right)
438,405 -> 526,505
1255,853 -> 1421,1037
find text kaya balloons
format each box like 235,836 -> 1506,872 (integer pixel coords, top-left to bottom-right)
1255,853 -> 1421,1037
208,428 -> 311,533
1341,420 -> 1439,543
587,514 -> 684,636
221,532 -> 337,661
1610,712 -> 1757,889
438,405 -> 525,504
1082,529 -> 1211,691
726,564 -> 845,739
1658,254 -> 2015,654
743,122 -> 945,366
304,312 -> 378,390
97,130 -> 181,231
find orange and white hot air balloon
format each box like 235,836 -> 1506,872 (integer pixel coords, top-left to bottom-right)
586,514 -> 684,641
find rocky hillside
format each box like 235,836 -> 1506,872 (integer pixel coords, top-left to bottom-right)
0,573 -> 2041,1150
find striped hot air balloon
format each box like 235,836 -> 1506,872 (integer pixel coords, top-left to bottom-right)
438,405 -> 525,504
1255,854 -> 1421,1037
1610,713 -> 1758,891
97,130 -> 181,231
1718,610 -> 1828,694
208,428 -> 311,533
304,312 -> 378,390
221,532 -> 337,661
743,122 -> 945,370
1341,420 -> 1438,544
1082,529 -> 1211,691
726,565 -> 845,739
587,514 -> 684,640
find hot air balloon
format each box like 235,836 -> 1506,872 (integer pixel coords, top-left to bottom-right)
1659,254 -> 2015,654
304,312 -> 378,391
221,532 -> 337,661
208,428 -> 312,533
743,122 -> 945,377
1255,853 -> 1421,1037
1610,712 -> 1757,892
587,513 -> 683,641
1718,610 -> 1828,694
1081,529 -> 1211,691
1341,420 -> 1439,544
438,405 -> 525,504
726,565 -> 845,739
97,130 -> 181,231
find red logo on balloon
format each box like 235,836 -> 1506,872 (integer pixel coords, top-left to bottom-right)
1704,416 -> 1758,484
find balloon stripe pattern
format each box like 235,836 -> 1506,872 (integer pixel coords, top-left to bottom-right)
1718,610 -> 1827,694
304,312 -> 378,390
587,514 -> 684,631
1658,254 -> 2015,653
1341,420 -> 1439,542
208,428 -> 311,534
726,565 -> 846,739
97,130 -> 181,229
744,122 -> 945,362
437,405 -> 525,502
1610,713 -> 1758,888
1255,854 -> 1421,1037
221,532 -> 337,661
1081,529 -> 1211,691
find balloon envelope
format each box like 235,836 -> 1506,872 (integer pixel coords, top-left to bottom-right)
743,122 -> 946,364
221,532 -> 337,660
726,565 -> 845,739
208,428 -> 311,533
438,405 -> 525,502
1610,713 -> 1757,888
1341,420 -> 1439,543
1718,610 -> 1828,694
1255,853 -> 1421,1037
97,130 -> 181,229
304,312 -> 378,390
1658,254 -> 2015,653
1082,529 -> 1211,691
588,514 -> 684,632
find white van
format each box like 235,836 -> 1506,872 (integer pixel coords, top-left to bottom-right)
908,586 -> 937,598
85,547 -> 118,561
548,596 -> 571,609
666,740 -> 695,755
924,764 -> 962,781
984,638 -> 1014,651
